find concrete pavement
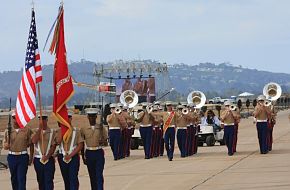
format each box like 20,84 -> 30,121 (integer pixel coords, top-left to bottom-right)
1,110 -> 289,190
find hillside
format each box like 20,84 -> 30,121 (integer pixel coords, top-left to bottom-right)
0,60 -> 289,108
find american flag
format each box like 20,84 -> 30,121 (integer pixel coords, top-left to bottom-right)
15,9 -> 42,128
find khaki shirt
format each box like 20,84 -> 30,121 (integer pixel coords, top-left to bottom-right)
220,110 -> 238,125
32,128 -> 56,157
152,111 -> 177,126
107,114 -> 122,128
81,124 -> 108,147
4,127 -> 32,152
176,112 -> 189,128
55,128 -> 84,153
253,105 -> 271,120
137,111 -> 153,126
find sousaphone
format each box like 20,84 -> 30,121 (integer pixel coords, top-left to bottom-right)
120,90 -> 139,108
263,82 -> 282,101
187,90 -> 206,109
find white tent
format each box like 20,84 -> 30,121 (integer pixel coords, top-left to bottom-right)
238,92 -> 254,97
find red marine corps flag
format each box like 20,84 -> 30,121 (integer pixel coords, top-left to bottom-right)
49,5 -> 74,142
15,8 -> 42,128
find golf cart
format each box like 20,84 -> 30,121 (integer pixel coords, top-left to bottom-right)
197,104 -> 225,146
198,124 -> 225,146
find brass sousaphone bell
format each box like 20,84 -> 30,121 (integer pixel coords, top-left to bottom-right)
263,82 -> 282,102
187,90 -> 206,109
120,90 -> 139,108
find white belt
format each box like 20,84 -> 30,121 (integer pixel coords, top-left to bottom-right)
127,126 -> 133,129
169,125 -> 175,128
86,146 -> 102,150
9,151 -> 27,155
153,125 -> 159,128
257,120 -> 268,122
224,123 -> 235,126
177,127 -> 187,129
140,124 -> 152,127
34,155 -> 50,159
59,146 -> 76,155
109,127 -> 121,129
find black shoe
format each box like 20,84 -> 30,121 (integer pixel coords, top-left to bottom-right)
160,154 -> 163,156
168,157 -> 173,161
145,156 -> 150,159
228,153 -> 233,156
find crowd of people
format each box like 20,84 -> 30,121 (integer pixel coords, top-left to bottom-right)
2,94 -> 277,190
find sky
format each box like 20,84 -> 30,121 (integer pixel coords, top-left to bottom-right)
1,0 -> 290,74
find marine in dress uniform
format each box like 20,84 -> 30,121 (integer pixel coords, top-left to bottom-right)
220,101 -> 239,156
267,106 -> 277,151
56,113 -> 84,190
176,105 -> 190,157
136,102 -> 154,159
3,111 -> 34,190
117,103 -> 126,159
232,108 -> 241,153
253,95 -> 272,154
31,114 -> 57,190
121,106 -> 135,157
106,104 -> 123,160
81,108 -> 107,190
150,106 -> 162,158
151,101 -> 177,161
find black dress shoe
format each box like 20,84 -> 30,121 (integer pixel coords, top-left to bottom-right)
168,157 -> 173,161
228,153 -> 233,156
145,156 -> 150,159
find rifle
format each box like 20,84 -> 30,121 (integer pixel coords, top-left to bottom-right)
8,98 -> 12,146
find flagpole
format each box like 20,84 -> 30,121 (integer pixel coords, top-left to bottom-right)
31,1 -> 45,158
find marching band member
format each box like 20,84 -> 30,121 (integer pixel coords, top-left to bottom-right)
220,101 -> 239,156
117,103 -> 126,159
188,106 -> 199,155
3,111 -> 34,190
151,101 -> 177,161
150,106 -> 162,158
176,105 -> 191,157
233,108 -> 241,153
121,105 -> 135,157
267,105 -> 277,151
136,102 -> 154,159
81,108 -> 107,190
158,105 -> 165,156
253,95 -> 272,154
106,103 -> 122,160
31,113 -> 57,190
56,113 -> 84,190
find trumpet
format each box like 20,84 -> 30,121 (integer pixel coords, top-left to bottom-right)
230,105 -> 237,111
146,105 -> 154,114
182,107 -> 189,115
114,107 -> 122,114
264,100 -> 272,107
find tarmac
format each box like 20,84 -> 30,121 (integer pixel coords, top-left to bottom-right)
0,110 -> 289,190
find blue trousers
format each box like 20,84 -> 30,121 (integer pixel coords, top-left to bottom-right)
256,122 -> 269,154
33,157 -> 55,190
58,154 -> 80,190
86,149 -> 105,190
224,125 -> 234,155
164,127 -> 175,160
7,154 -> 29,190
119,129 -> 126,159
109,129 -> 121,160
177,129 -> 187,157
140,126 -> 153,158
